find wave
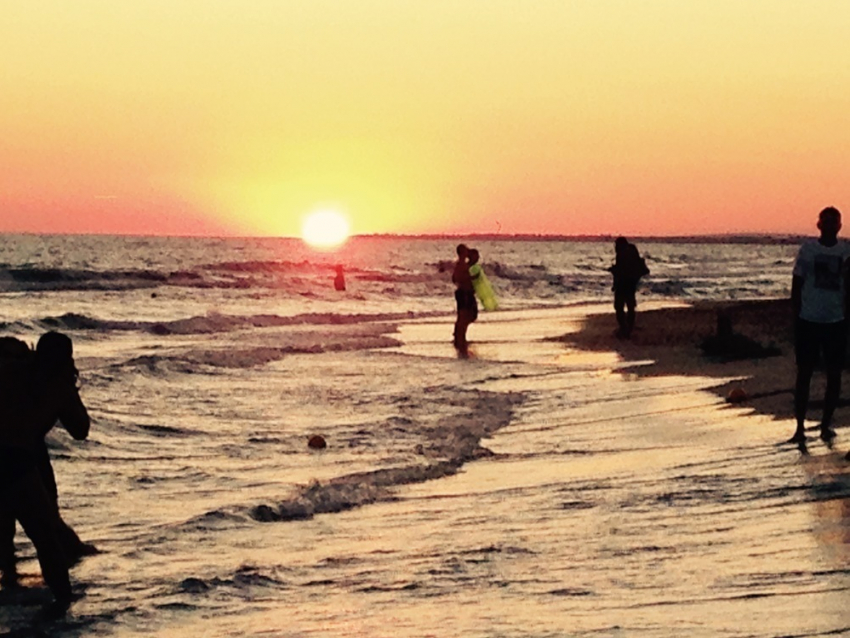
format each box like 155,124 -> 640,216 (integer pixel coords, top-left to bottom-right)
40,309 -> 443,336
431,259 -> 569,284
0,266 -> 169,291
174,565 -> 288,597
0,319 -> 38,335
0,260 -> 444,293
246,390 -> 524,523
487,261 -> 560,283
120,338 -> 402,372
104,324 -> 403,372
169,390 -> 524,532
2,257 -> 574,294
1,242 -> 795,304
136,423 -> 197,437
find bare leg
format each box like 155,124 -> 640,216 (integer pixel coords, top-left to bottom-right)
454,312 -> 471,357
792,364 -> 814,442
625,298 -> 636,337
821,368 -> 841,440
613,293 -> 627,336
6,469 -> 72,604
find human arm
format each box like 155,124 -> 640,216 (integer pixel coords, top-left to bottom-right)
791,244 -> 807,319
57,386 -> 90,441
791,275 -> 803,319
34,380 -> 90,441
844,256 -> 850,321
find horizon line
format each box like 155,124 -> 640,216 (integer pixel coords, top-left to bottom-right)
0,230 -> 808,244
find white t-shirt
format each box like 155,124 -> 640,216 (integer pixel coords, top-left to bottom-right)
793,239 -> 850,323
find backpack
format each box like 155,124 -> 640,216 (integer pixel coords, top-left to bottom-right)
0,336 -> 31,361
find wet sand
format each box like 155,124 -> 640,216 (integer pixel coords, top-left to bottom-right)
555,299 -> 805,428
400,303 -> 850,636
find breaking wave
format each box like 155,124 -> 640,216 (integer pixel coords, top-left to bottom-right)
40,310 -> 442,336
245,390 -> 524,522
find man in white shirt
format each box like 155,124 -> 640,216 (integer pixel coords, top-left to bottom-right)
790,206 -> 850,444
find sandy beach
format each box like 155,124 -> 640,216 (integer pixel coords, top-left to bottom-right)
557,298 -> 804,427
397,302 -> 850,637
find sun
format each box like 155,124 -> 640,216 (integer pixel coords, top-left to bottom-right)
301,209 -> 351,248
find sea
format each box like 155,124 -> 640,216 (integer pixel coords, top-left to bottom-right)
1,234 -> 848,637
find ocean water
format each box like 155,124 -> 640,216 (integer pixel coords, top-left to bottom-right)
1,234 -> 848,637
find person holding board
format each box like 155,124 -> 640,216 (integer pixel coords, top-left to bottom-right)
468,249 -> 498,311
452,244 -> 477,357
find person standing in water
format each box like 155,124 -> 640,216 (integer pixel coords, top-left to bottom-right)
790,207 -> 850,445
452,244 -> 477,357
608,237 -> 649,338
0,332 -> 91,607
333,265 -> 346,291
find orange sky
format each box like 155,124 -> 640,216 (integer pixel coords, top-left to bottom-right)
2,1 -> 848,237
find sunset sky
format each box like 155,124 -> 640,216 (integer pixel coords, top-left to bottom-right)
2,1 -> 848,238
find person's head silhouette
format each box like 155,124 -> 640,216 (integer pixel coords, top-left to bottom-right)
0,336 -> 30,360
36,331 -> 77,381
818,206 -> 842,243
614,236 -> 629,255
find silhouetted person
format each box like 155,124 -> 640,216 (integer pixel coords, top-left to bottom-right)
452,244 -> 477,357
334,265 -> 346,291
790,207 -> 850,444
0,332 -> 91,605
608,237 -> 649,338
2,334 -> 94,568
0,336 -> 30,363
33,333 -> 95,560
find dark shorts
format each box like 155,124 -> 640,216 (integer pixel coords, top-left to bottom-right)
455,289 -> 478,322
614,278 -> 638,308
795,319 -> 848,370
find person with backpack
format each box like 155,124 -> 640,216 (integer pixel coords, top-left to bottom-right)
0,332 -> 92,606
608,237 -> 650,338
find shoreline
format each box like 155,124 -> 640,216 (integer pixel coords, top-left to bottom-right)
554,298 -> 811,429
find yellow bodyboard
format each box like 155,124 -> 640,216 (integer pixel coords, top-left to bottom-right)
469,263 -> 498,311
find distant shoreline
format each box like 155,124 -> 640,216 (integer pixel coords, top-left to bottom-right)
356,233 -> 805,245
0,231 -> 807,245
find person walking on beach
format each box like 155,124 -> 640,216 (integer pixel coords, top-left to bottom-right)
790,207 -> 850,444
0,332 -> 92,606
608,237 -> 650,338
452,243 -> 477,357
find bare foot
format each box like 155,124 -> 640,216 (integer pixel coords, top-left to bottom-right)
787,431 -> 807,444
820,426 -> 836,445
